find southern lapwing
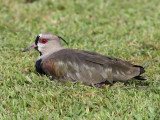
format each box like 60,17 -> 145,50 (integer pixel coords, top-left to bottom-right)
23,33 -> 146,86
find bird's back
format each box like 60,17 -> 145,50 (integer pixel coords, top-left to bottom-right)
38,49 -> 145,85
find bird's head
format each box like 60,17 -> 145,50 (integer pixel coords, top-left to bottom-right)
23,33 -> 68,55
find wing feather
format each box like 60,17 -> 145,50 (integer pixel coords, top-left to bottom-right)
41,49 -> 141,84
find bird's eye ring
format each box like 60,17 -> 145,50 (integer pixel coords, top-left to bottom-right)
40,39 -> 48,44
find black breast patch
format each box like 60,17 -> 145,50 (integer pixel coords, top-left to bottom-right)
35,59 -> 45,75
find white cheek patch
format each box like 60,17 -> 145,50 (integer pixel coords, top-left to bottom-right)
37,42 -> 45,51
39,34 -> 42,37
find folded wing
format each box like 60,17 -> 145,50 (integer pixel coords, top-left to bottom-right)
41,49 -> 144,85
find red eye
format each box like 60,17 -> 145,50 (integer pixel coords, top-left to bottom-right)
40,39 -> 48,44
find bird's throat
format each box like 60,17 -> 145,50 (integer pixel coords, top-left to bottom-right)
37,47 -> 64,60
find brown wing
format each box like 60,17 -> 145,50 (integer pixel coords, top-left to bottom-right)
41,49 -> 142,85
77,50 -> 141,81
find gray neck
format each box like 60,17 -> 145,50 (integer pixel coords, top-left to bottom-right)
38,46 -> 64,60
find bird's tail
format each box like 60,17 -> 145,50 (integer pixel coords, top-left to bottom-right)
134,76 -> 147,80
134,65 -> 147,80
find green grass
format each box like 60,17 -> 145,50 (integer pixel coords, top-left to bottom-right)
0,0 -> 160,119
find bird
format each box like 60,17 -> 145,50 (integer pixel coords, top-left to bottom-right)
23,33 -> 146,86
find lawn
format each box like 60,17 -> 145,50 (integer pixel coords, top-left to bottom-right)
0,0 -> 160,119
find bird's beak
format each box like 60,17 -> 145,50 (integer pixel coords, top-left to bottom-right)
22,43 -> 37,52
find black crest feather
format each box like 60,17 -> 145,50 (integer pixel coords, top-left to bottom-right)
58,36 -> 68,45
